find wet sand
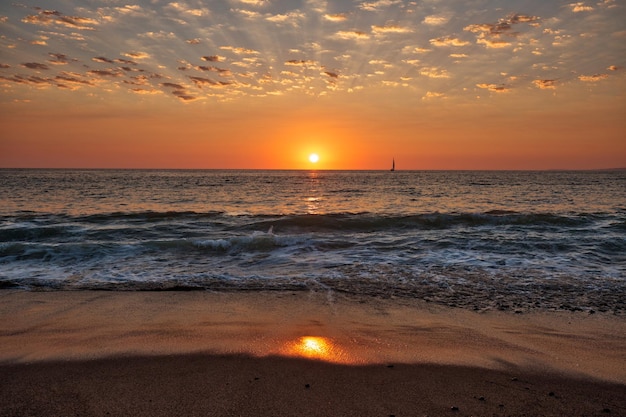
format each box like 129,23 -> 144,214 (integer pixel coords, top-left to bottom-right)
1,290 -> 625,416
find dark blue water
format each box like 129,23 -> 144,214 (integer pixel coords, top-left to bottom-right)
1,169 -> 624,313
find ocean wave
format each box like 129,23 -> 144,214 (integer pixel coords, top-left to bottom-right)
245,211 -> 598,233
193,230 -> 311,253
1,210 -> 611,231
0,211 -> 620,258
0,229 -> 310,264
1,208 -> 623,310
0,224 -> 74,241
4,210 -> 224,224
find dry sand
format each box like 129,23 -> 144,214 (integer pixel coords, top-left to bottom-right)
1,290 -> 625,416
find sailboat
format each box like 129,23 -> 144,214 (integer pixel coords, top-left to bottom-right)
390,158 -> 395,172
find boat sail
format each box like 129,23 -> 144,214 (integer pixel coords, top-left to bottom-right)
390,158 -> 395,172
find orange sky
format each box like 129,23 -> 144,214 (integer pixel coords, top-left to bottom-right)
1,1 -> 625,169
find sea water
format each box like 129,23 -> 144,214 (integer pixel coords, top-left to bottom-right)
1,169 -> 624,313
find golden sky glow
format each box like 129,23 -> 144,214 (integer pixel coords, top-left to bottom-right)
0,1 -> 625,169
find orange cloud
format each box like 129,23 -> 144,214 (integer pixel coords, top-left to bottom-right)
569,2 -> 594,12
533,79 -> 557,89
22,9 -> 98,30
334,30 -> 370,41
476,83 -> 510,92
21,62 -> 50,70
578,74 -> 608,82
324,14 -> 347,22
429,37 -> 469,47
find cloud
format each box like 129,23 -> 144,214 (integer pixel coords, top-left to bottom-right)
116,58 -> 138,66
429,37 -> 469,47
533,79 -> 557,89
402,59 -> 420,65
423,15 -> 450,26
56,73 -> 94,86
569,2 -> 594,12
476,83 -> 509,92
578,74 -> 608,82
124,52 -> 151,60
324,14 -> 347,22
130,88 -> 162,95
419,67 -> 451,78
4,1 -> 620,107
31,37 -> 48,46
423,91 -> 445,99
508,14 -> 541,24
465,23 -> 506,35
21,62 -> 50,70
238,0 -> 267,5
93,56 -> 115,64
124,75 -> 152,86
266,11 -> 305,26
202,56 -> 226,62
0,74 -> 55,87
94,4 -> 143,24
161,82 -> 186,90
119,66 -> 143,73
173,92 -> 200,101
195,66 -> 233,76
372,24 -> 413,35
232,9 -> 261,19
139,31 -> 177,40
189,76 -> 233,87
477,38 -> 512,48
402,46 -> 431,54
465,14 -> 540,35
88,69 -> 123,77
48,53 -> 71,65
285,59 -> 317,67
99,4 -> 144,20
359,0 -> 402,12
22,9 -> 99,30
608,65 -> 620,71
36,30 -> 86,42
220,46 -> 260,55
334,30 -> 370,41
465,13 -> 540,48
167,2 -> 209,17
55,73 -> 95,89
598,0 -> 618,8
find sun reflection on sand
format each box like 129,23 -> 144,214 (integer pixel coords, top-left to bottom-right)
282,336 -> 351,363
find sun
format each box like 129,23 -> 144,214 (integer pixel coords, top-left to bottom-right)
309,153 -> 319,163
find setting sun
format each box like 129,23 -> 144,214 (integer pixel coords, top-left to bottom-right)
309,153 -> 319,164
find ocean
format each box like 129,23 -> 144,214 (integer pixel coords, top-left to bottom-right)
1,169 -> 624,313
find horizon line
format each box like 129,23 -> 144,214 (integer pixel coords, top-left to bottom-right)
1,167 -> 625,172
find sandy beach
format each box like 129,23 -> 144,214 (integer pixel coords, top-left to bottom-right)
1,290 -> 625,416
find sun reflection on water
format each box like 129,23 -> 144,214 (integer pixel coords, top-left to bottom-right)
283,336 -> 348,363
305,170 -> 323,214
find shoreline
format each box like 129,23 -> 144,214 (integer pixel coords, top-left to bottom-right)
1,289 -> 625,416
